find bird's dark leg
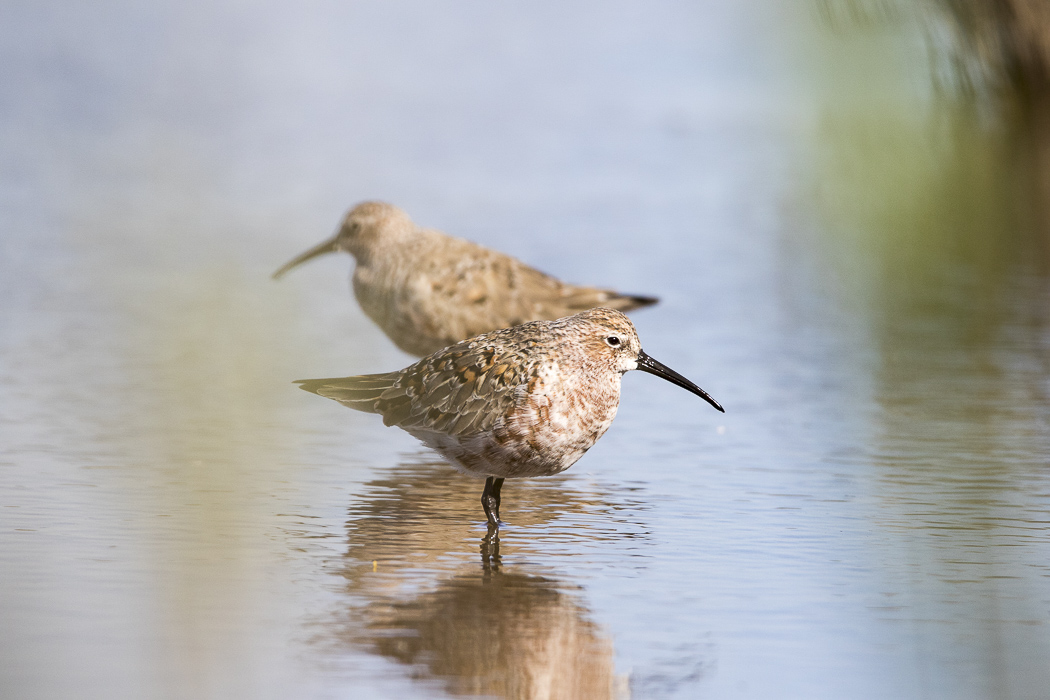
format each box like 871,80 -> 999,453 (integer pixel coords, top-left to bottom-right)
481,476 -> 505,527
491,477 -> 504,518
481,526 -> 501,570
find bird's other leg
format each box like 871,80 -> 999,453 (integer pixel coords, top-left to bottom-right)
481,476 -> 505,527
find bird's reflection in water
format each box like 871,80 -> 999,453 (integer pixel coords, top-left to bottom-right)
326,458 -> 633,699
338,457 -> 647,580
365,551 -> 623,699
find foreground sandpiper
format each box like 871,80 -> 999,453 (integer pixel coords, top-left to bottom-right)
296,308 -> 723,528
274,201 -> 658,356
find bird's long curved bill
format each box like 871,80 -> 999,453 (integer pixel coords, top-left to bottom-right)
272,235 -> 340,279
636,350 -> 724,412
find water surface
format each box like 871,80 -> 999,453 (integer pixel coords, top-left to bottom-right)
2,2 -> 1050,698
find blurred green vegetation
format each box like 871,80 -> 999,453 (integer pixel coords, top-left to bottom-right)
808,0 -> 1050,298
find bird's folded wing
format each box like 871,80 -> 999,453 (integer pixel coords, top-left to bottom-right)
378,341 -> 528,435
502,257 -> 659,315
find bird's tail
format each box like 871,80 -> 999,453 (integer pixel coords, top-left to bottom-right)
605,292 -> 659,312
561,288 -> 659,314
295,372 -> 400,413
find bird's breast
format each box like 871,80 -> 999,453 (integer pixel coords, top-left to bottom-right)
352,261 -> 452,355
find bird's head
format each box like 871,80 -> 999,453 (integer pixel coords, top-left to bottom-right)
272,200 -> 412,279
573,308 -> 724,413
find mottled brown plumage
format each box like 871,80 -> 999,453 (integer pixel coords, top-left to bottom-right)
296,308 -> 723,527
274,201 -> 658,356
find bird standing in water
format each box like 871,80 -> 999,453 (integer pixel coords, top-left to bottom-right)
296,308 -> 723,528
273,202 -> 658,356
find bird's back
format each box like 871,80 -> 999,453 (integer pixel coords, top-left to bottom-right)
353,229 -> 657,356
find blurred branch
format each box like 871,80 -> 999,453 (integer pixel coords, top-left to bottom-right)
936,0 -> 1050,103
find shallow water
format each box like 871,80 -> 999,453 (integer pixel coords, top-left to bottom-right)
3,2 -> 1050,699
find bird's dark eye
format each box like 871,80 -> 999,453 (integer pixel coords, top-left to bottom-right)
605,336 -> 621,347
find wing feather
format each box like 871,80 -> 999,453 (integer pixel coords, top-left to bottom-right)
297,323 -> 544,437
